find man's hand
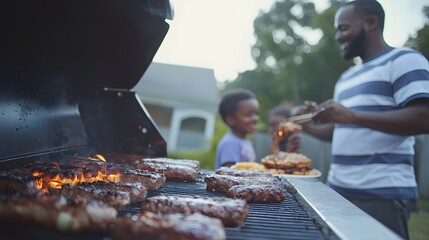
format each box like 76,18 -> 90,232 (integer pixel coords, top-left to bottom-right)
313,100 -> 356,124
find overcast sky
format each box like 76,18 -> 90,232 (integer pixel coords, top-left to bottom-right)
153,0 -> 429,83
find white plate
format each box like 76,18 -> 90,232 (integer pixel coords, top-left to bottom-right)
274,169 -> 321,178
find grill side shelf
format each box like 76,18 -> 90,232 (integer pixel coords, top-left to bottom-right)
284,178 -> 402,240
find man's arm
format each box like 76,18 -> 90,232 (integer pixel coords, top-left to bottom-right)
314,98 -> 429,135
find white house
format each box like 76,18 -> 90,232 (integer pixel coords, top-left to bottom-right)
133,62 -> 220,152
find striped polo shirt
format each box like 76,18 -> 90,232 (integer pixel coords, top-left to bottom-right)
328,47 -> 429,200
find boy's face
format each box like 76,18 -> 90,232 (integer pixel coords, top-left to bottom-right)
226,98 -> 259,137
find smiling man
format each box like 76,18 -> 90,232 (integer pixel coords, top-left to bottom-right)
290,0 -> 429,239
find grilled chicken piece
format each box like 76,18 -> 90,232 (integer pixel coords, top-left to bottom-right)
204,174 -> 279,193
76,181 -> 147,203
61,184 -> 130,209
134,161 -> 199,182
112,212 -> 226,240
225,184 -> 285,203
140,195 -> 248,227
113,169 -> 166,190
215,167 -> 272,177
0,196 -> 117,232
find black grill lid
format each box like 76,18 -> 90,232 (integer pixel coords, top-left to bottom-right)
0,0 -> 171,162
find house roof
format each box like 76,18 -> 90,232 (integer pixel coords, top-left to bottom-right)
133,62 -> 220,107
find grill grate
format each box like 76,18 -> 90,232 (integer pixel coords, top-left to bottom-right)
121,171 -> 326,240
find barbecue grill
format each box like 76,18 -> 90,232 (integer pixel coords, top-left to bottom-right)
0,1 -> 402,240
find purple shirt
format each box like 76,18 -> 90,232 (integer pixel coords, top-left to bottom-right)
215,131 -> 256,169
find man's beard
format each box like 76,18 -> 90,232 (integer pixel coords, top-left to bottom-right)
343,26 -> 366,60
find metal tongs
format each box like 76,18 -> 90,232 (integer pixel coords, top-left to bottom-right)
288,101 -> 326,124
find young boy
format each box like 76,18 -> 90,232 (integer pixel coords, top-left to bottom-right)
215,89 -> 259,169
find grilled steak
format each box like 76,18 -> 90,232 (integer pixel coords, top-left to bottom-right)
0,175 -> 41,200
0,196 -> 117,232
111,212 -> 226,240
61,184 -> 130,209
215,167 -> 272,177
134,161 -> 198,182
204,174 -> 279,193
76,181 -> 147,203
225,184 -> 285,203
140,195 -> 248,227
113,169 -> 166,190
68,160 -> 106,171
139,158 -> 201,170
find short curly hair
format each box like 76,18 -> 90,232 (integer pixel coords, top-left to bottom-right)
345,0 -> 385,31
218,88 -> 256,125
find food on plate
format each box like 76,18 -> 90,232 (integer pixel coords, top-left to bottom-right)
225,184 -> 285,203
261,152 -> 313,175
233,162 -> 266,171
140,195 -> 249,227
112,212 -> 226,240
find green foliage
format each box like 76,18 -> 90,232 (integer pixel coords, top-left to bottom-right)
409,198 -> 429,240
405,6 -> 429,60
168,116 -> 229,170
221,0 -> 350,127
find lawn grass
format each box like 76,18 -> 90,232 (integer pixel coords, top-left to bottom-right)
409,198 -> 429,240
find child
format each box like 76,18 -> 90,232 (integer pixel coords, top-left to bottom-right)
215,89 -> 259,169
268,104 -> 301,153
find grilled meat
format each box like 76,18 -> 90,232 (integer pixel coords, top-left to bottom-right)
139,158 -> 201,170
114,169 -> 166,190
140,195 -> 248,227
204,174 -> 279,193
0,175 -> 41,200
76,181 -> 147,203
112,212 -> 226,240
225,184 -> 285,203
134,161 -> 198,182
215,167 -> 272,177
68,160 -> 106,171
61,184 -> 130,209
0,196 -> 117,232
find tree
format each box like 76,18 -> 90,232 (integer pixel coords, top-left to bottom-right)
222,0 -> 351,123
405,6 -> 429,60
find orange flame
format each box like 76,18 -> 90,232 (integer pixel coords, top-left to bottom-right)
277,130 -> 284,137
87,154 -> 107,162
95,154 -> 106,162
33,163 -> 121,193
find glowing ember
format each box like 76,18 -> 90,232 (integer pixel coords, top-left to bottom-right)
277,130 -> 284,137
